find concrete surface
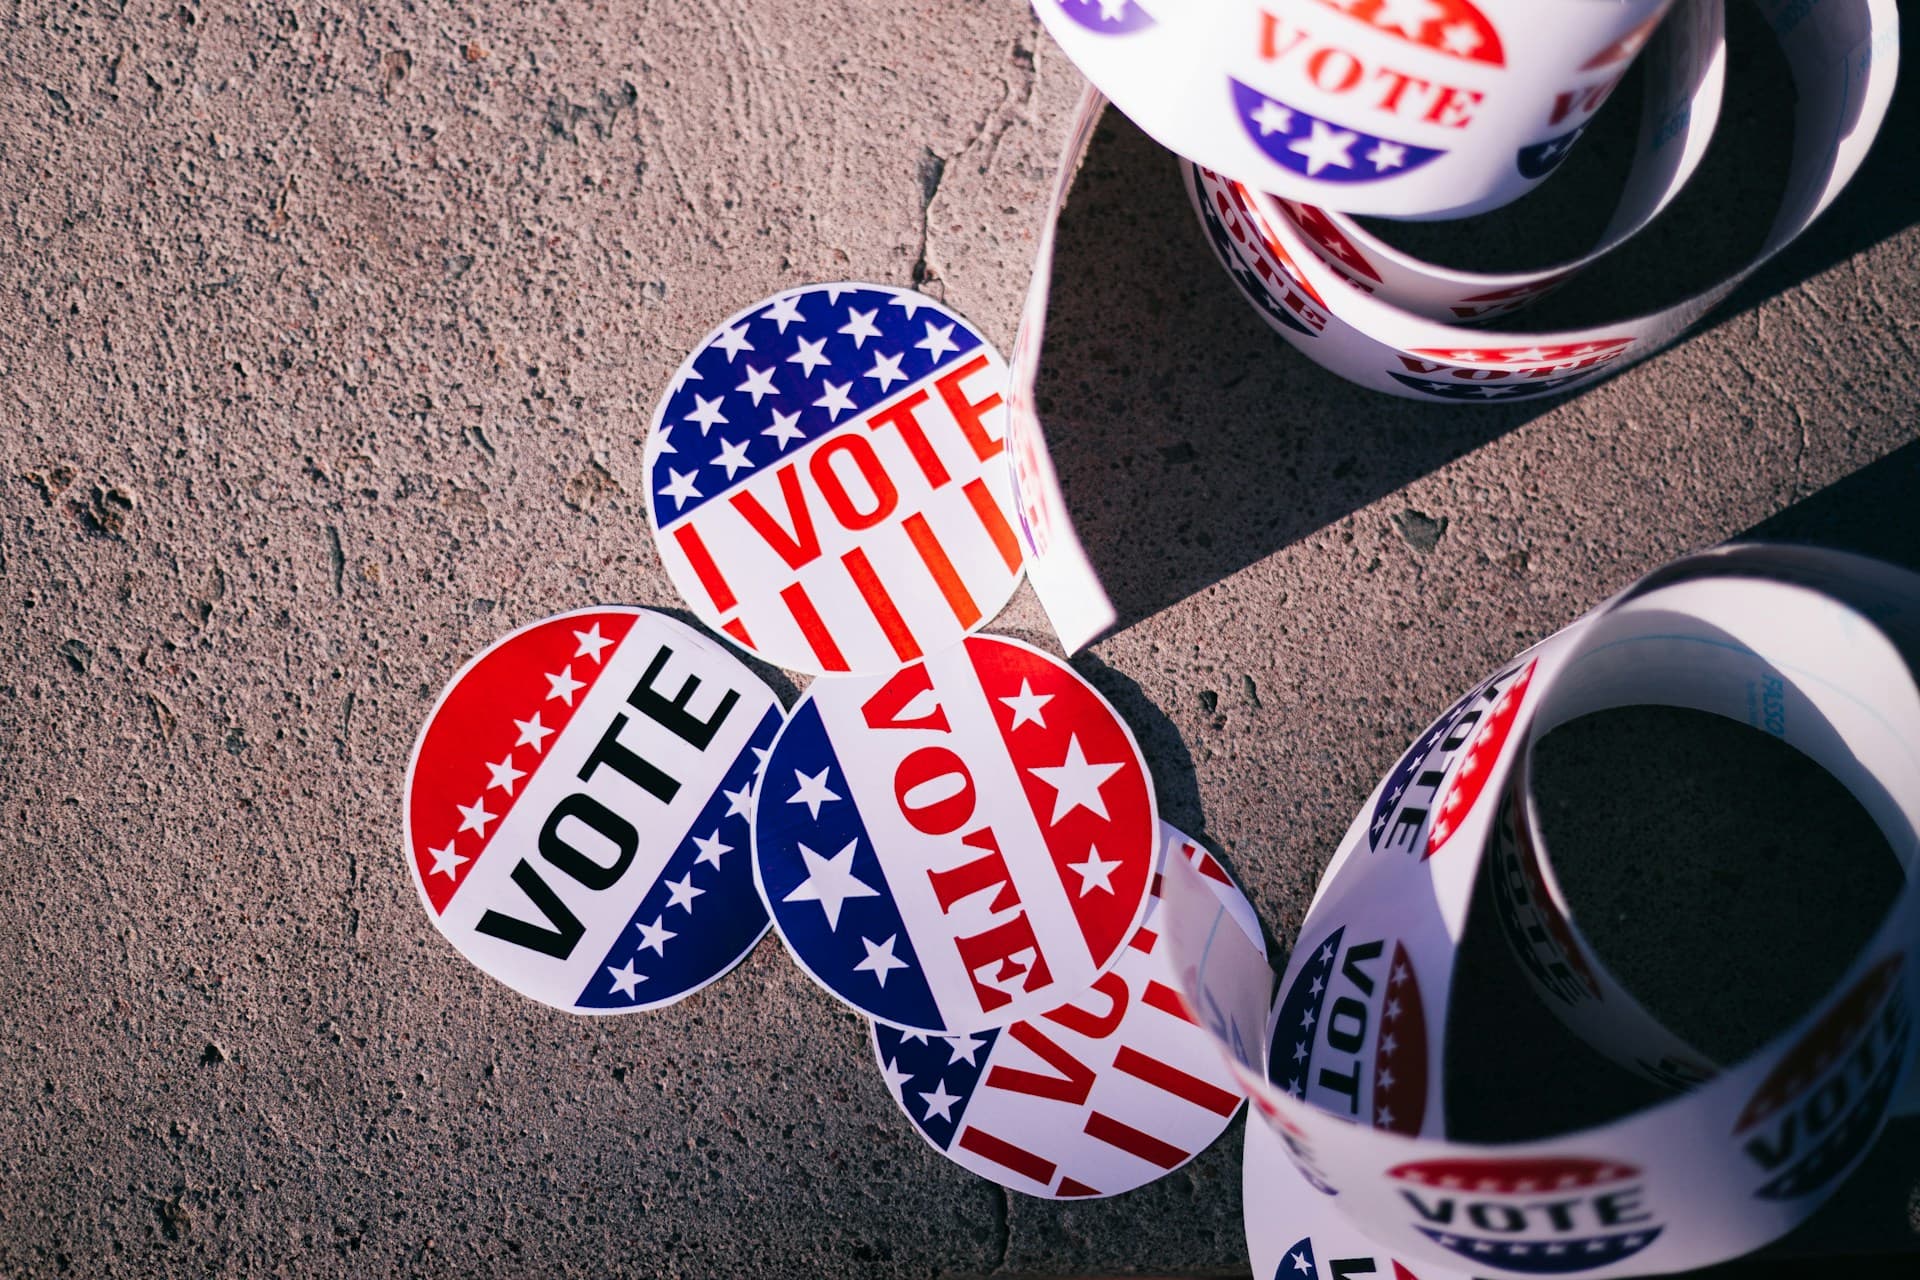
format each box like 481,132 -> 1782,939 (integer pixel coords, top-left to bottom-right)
1,0 -> 1918,1276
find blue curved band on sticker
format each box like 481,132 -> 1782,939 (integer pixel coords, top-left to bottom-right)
576,704 -> 781,1009
757,699 -> 945,1030
1230,79 -> 1445,185
1517,126 -> 1588,179
875,1022 -> 999,1150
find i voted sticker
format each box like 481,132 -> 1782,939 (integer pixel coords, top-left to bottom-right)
404,607 -> 783,1013
646,284 -> 1025,676
752,634 -> 1158,1033
870,824 -> 1257,1198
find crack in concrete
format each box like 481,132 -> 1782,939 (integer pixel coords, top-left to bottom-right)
913,147 -> 947,290
986,1182 -> 1010,1275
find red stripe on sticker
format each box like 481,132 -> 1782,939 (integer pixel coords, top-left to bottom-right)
721,617 -> 754,648
1055,1176 -> 1101,1197
781,581 -> 849,672
1194,853 -> 1232,885
843,547 -> 920,664
904,511 -> 982,629
1127,926 -> 1159,955
1084,1111 -> 1189,1169
671,523 -> 737,614
408,611 -> 638,913
1372,942 -> 1429,1135
957,1124 -> 1058,1186
1113,1046 -> 1239,1117
963,476 -> 1024,574
1143,980 -> 1196,1024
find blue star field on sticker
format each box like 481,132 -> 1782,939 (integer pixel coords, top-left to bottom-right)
1415,1225 -> 1664,1273
1276,1235 -> 1319,1280
1387,370 -> 1595,400
649,284 -> 984,526
1230,79 -> 1444,184
573,707 -> 783,1010
1270,928 -> 1342,1101
1518,125 -> 1588,179
873,1022 -> 999,1150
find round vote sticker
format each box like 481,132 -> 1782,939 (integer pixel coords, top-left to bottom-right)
645,283 -> 1025,676
404,607 -> 784,1014
752,634 -> 1158,1034
871,824 -> 1259,1198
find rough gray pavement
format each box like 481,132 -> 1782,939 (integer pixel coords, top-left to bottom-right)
1,0 -> 1918,1277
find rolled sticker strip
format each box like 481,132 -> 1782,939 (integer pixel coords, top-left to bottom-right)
1157,544 -> 1920,1278
1279,0 -> 1726,323
1031,0 -> 1676,219
1008,0 -> 1898,650
871,823 -> 1260,1198
1206,0 -> 1900,402
752,633 -> 1158,1034
404,607 -> 784,1014
646,283 -> 1023,676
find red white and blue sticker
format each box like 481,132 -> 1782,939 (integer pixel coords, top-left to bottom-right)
870,825 -> 1257,1198
1388,1157 -> 1665,1272
1270,923 -> 1431,1136
1733,951 -> 1909,1201
752,634 -> 1158,1034
404,607 -> 783,1014
1366,658 -> 1534,859
645,283 -> 1024,676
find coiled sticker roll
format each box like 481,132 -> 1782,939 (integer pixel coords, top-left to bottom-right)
1158,544 -> 1920,1278
1185,0 -> 1897,399
1208,0 -> 1727,325
1010,0 -> 1899,649
1032,0 -> 1679,219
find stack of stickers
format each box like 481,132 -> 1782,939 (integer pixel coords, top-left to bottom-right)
405,283 -> 1264,1202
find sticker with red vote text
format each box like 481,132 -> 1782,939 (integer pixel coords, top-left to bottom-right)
405,607 -> 783,1014
752,634 -> 1158,1034
646,283 -> 1024,676
870,824 -> 1260,1198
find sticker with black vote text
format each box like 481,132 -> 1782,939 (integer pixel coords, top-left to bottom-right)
405,607 -> 782,1013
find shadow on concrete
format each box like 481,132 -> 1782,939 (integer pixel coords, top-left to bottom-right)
1034,113 -> 1538,635
1739,436 -> 1920,568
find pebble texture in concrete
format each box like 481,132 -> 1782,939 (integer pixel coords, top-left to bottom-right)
2,0 -> 1918,1276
